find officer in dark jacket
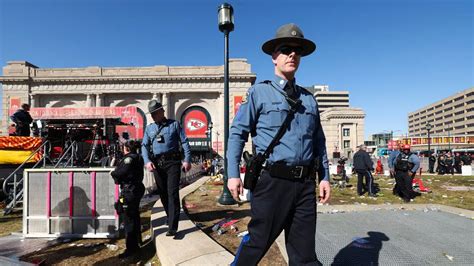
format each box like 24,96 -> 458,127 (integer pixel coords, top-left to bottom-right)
389,144 -> 420,202
428,152 -> 436,173
111,140 -> 145,259
10,103 -> 33,136
353,144 -> 376,197
141,100 -> 191,237
454,153 -> 462,174
445,152 -> 454,175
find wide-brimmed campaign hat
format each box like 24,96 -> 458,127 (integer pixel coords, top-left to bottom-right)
262,23 -> 316,57
148,99 -> 164,114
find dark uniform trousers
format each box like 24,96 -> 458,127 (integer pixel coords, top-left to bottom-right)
154,160 -> 181,231
233,170 -> 320,266
428,161 -> 435,173
393,170 -> 416,201
355,170 -> 374,195
121,183 -> 145,251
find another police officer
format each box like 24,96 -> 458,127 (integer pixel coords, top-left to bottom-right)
141,100 -> 191,237
389,144 -> 420,202
428,152 -> 436,173
10,103 -> 33,136
353,144 -> 376,197
111,140 -> 145,259
227,23 -> 331,265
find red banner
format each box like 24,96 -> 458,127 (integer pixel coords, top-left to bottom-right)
234,96 -> 243,115
9,106 -> 145,139
10,98 -> 21,111
183,109 -> 209,138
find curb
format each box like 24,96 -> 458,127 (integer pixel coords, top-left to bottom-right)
151,176 -> 234,265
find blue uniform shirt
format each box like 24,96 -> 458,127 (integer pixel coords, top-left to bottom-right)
227,76 -> 330,181
388,150 -> 400,170
141,119 -> 191,164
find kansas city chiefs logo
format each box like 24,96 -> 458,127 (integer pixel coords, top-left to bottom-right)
186,119 -> 205,131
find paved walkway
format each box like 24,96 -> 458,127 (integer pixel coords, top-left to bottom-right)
151,176 -> 234,265
276,204 -> 474,265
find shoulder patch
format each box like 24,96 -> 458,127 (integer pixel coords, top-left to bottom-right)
124,157 -> 132,164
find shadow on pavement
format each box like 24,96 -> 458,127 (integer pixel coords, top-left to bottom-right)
332,231 -> 389,265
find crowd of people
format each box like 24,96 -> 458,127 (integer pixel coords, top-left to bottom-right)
428,151 -> 472,175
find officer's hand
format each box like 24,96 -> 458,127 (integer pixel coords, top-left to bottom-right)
182,162 -> 191,172
227,178 -> 243,202
145,162 -> 155,172
318,180 -> 331,203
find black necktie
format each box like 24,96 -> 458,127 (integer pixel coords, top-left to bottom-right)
284,80 -> 297,99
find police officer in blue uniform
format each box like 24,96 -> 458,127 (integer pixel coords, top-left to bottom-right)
227,23 -> 331,265
141,100 -> 191,236
111,140 -> 145,259
389,144 -> 421,202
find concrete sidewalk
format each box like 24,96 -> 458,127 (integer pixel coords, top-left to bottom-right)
151,176 -> 234,265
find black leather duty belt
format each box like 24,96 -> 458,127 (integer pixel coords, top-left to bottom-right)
266,163 -> 315,180
154,152 -> 182,162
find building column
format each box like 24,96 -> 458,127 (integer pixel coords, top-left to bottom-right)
152,93 -> 158,100
95,94 -> 102,107
86,94 -> 92,107
30,94 -> 36,107
162,92 -> 170,116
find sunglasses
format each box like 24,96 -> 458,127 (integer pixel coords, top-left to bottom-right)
277,46 -> 303,56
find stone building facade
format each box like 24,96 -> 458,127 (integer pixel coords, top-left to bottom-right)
0,59 -> 256,156
1,60 -> 365,159
320,107 -> 366,159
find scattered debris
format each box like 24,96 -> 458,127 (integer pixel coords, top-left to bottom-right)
442,186 -> 474,191
353,237 -> 369,244
106,244 -> 118,251
237,230 -> 248,237
195,222 -> 205,228
184,203 -> 197,209
442,195 -> 448,198
443,253 -> 454,261
361,203 -> 367,206
143,234 -> 151,241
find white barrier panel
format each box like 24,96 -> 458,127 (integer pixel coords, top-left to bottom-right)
24,168 -> 118,238
462,166 -> 473,176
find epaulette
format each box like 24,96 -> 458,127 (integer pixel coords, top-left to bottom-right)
259,80 -> 272,84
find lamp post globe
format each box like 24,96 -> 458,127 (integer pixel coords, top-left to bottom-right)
217,3 -> 236,205
218,3 -> 234,33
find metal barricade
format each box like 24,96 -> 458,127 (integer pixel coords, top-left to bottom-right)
23,168 -> 118,238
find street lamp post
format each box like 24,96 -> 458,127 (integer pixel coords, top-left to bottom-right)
208,122 -> 213,159
426,123 -> 432,153
217,3 -> 236,205
448,129 -> 451,151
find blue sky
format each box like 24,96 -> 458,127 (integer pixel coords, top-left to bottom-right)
1,0 -> 472,138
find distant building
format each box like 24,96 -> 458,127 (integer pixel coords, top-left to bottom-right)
407,87 -> 474,151
306,85 -> 364,159
307,85 -> 350,113
320,107 -> 365,159
408,87 -> 474,137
